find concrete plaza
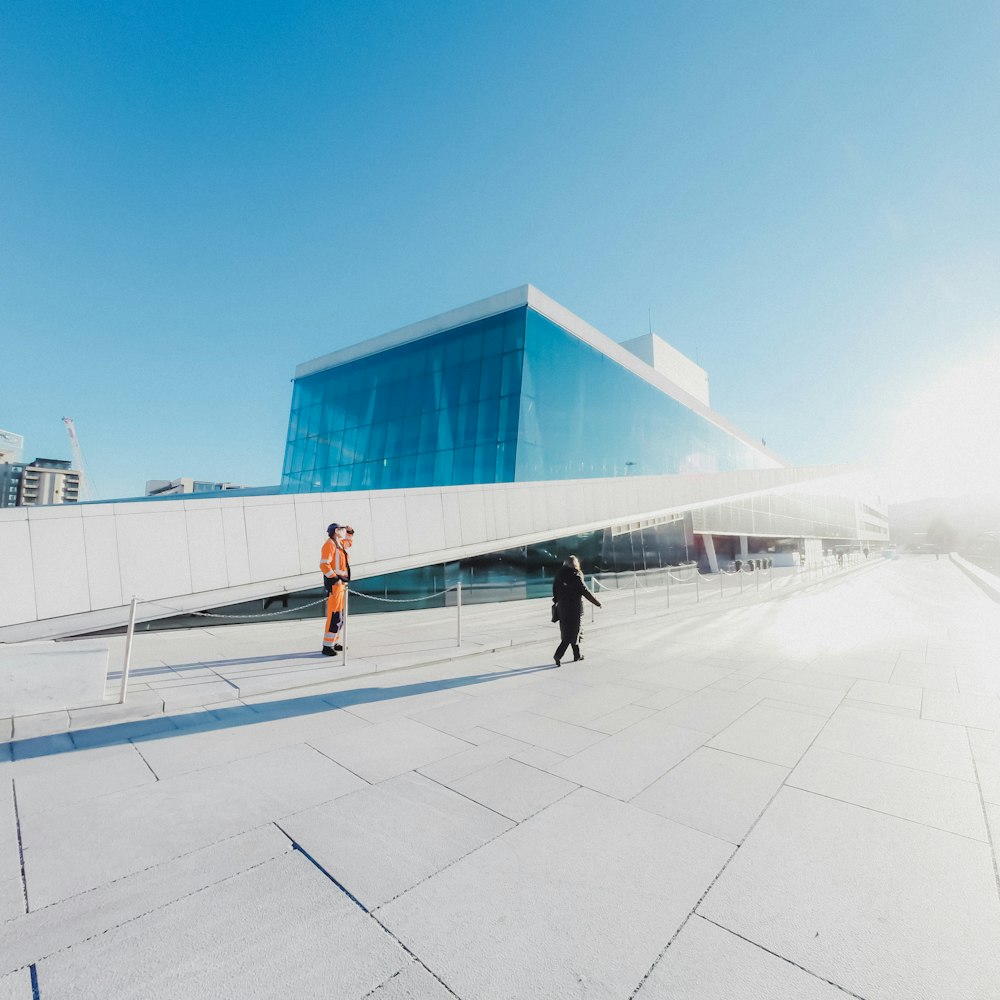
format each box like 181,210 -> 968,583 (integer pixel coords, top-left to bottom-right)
2,557 -> 1000,998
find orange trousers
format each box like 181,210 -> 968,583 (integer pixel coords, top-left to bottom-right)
323,581 -> 346,649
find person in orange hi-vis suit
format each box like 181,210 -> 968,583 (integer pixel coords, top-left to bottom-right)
320,523 -> 353,656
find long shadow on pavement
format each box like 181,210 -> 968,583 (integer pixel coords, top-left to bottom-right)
6,662 -> 559,761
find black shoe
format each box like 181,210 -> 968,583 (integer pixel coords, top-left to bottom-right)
321,647 -> 337,656
334,643 -> 343,652
573,655 -> 585,662
554,658 -> 561,667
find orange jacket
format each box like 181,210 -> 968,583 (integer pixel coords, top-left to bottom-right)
320,539 -> 350,581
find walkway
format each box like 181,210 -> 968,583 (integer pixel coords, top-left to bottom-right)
2,556 -> 999,998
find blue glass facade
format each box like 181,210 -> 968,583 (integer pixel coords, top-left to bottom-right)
281,303 -> 777,492
282,307 -> 525,492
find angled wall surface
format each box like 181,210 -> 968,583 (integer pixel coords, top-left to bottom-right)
0,465 -> 856,642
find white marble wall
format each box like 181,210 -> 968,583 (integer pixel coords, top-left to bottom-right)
0,464 -> 846,641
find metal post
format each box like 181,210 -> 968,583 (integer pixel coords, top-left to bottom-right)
666,568 -> 670,609
456,580 -> 462,647
591,577 -> 596,622
695,572 -> 700,603
633,572 -> 638,615
342,589 -> 349,667
756,565 -> 760,591
720,571 -> 724,598
119,595 -> 138,705
739,569 -> 743,595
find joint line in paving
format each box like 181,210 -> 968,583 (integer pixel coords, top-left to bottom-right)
965,727 -> 1000,905
697,916 -> 870,999
274,823 -> 370,912
274,823 -> 463,998
11,778 -> 29,915
130,741 -> 160,781
629,697 -> 844,1000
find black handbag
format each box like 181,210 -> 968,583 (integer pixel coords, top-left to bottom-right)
551,601 -> 559,623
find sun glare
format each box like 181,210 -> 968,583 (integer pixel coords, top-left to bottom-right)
878,343 -> 1000,502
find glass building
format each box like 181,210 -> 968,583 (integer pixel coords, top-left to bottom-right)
272,286 -> 887,609
282,289 -> 779,493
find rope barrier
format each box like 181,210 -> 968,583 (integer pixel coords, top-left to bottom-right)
346,586 -> 456,603
137,596 -> 330,619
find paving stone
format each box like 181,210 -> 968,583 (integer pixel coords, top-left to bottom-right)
132,705 -> 368,779
815,704 -> 976,781
326,685 -> 470,724
921,689 -> 1000,731
447,758 -> 578,822
367,962 -> 454,999
707,704 -> 826,768
67,691 -> 166,729
839,699 -> 920,718
626,662 -> 736,692
634,915 -> 849,999
632,747 -> 788,844
586,703 -> 657,734
0,826 -> 290,975
738,678 -> 843,713
35,851 -> 406,1000
409,686 -> 558,738
481,710 -> 606,755
282,772 -> 512,908
9,733 -> 74,760
510,745 -> 566,769
11,711 -> 69,741
378,788 -> 734,1000
651,689 -> 763,736
534,682 -> 652,726
889,662 -> 959,692
632,686 -> 696,710
549,715 -> 706,800
12,743 -> 156,816
970,729 -> 1000,804
0,970 -> 30,1000
307,716 -> 471,783
20,743 -> 365,908
699,787 -> 1000,1000
756,698 -> 831,718
847,678 -> 922,710
788,745 -> 987,840
416,736 -> 529,783
760,666 -> 855,693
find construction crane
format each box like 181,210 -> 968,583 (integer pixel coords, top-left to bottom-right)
62,417 -> 94,501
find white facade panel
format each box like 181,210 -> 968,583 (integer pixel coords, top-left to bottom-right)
0,464 -> 867,641
186,507 -> 230,593
116,510 -> 193,602
441,493 -> 463,549
506,487 -> 534,537
220,506 -> 251,587
370,495 -> 409,561
244,503 -> 299,582
405,492 -> 446,556
82,514 -> 123,610
31,517 -> 90,619
457,491 -> 487,548
0,519 -> 37,625
293,498 -> 325,575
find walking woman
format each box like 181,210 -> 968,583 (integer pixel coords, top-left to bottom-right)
552,555 -> 601,665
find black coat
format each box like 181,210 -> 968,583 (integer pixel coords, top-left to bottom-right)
553,566 -> 600,643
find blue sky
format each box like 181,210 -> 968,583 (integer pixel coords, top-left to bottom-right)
2,1 -> 999,502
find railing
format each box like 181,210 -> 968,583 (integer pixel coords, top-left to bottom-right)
112,551 -> 871,703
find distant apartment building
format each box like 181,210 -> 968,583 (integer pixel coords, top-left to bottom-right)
17,458 -> 81,506
145,477 -> 248,496
1,433 -> 80,508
